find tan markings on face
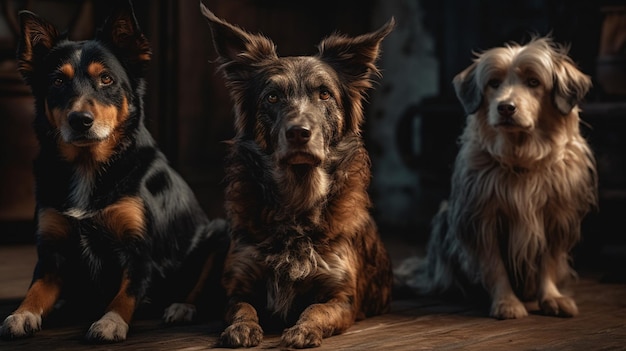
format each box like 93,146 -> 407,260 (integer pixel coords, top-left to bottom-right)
44,100 -> 61,129
55,96 -> 130,164
99,196 -> 146,239
90,95 -> 128,163
57,142 -> 80,162
105,271 -> 136,324
45,100 -> 80,161
87,62 -> 106,78
37,208 -> 70,241
59,63 -> 74,80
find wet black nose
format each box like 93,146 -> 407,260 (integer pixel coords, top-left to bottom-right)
497,102 -> 516,117
68,111 -> 94,132
286,125 -> 311,145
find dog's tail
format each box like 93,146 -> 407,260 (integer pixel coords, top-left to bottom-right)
394,201 -> 452,296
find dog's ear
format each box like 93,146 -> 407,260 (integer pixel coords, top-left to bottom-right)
98,0 -> 151,69
453,61 -> 482,115
200,3 -> 278,81
318,18 -> 395,89
17,11 -> 59,84
317,18 -> 395,132
552,56 -> 592,115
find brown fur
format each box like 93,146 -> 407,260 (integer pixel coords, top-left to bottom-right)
396,37 -> 598,319
201,4 -> 394,348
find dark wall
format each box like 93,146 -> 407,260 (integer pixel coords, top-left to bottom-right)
1,0 -> 624,275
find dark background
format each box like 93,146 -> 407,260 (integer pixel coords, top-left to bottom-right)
1,0 -> 624,276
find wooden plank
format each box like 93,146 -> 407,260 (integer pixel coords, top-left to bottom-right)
1,245 -> 626,350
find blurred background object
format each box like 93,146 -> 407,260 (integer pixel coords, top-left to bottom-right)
0,0 -> 624,279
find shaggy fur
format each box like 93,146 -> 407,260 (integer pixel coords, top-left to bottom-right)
201,5 -> 394,348
1,2 -> 228,343
396,37 -> 597,319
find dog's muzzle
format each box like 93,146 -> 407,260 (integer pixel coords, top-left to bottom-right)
68,111 -> 94,133
493,101 -> 531,130
63,110 -> 108,146
280,124 -> 323,166
286,125 -> 311,146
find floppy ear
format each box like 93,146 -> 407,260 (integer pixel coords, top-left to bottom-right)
200,3 -> 277,81
552,57 -> 592,115
17,11 -> 59,84
317,18 -> 395,132
98,0 -> 151,70
453,61 -> 482,115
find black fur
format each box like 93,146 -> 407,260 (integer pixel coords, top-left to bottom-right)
1,1 -> 227,343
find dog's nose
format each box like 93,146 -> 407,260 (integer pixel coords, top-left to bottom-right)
68,111 -> 94,132
286,125 -> 311,145
497,102 -> 516,117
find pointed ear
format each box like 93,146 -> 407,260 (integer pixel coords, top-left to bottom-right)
200,3 -> 277,81
98,0 -> 151,69
318,18 -> 395,90
453,61 -> 482,115
552,56 -> 591,115
317,18 -> 395,132
17,11 -> 59,83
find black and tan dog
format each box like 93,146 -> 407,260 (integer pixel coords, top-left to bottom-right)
1,1 -> 227,343
201,5 -> 394,349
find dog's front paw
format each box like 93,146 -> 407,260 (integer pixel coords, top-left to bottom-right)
281,324 -> 323,349
1,312 -> 42,339
85,311 -> 128,343
163,303 -> 196,324
219,321 -> 263,348
540,296 -> 578,317
490,296 -> 528,319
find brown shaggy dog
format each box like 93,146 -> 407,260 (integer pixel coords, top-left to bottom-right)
396,37 -> 597,319
200,5 -> 394,349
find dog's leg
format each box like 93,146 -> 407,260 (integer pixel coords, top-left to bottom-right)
85,271 -> 136,342
0,273 -> 62,339
281,299 -> 353,348
163,252 -> 217,324
219,301 -> 264,348
482,255 -> 528,319
2,208 -> 68,339
538,253 -> 578,317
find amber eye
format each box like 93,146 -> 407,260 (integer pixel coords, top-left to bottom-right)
100,74 -> 113,86
527,78 -> 540,88
487,79 -> 501,89
319,90 -> 331,101
267,93 -> 278,104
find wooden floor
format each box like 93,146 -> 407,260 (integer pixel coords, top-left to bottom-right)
1,244 -> 625,350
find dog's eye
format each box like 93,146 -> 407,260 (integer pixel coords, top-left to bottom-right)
527,78 -> 540,87
319,90 -> 331,101
53,77 -> 64,87
100,74 -> 113,86
487,79 -> 501,89
266,93 -> 278,104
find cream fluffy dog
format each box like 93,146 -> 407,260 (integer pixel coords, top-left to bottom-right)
397,37 -> 598,319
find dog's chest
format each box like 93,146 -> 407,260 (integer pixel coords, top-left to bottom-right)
64,165 -> 97,218
253,236 -> 346,317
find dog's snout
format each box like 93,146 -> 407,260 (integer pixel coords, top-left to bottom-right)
68,111 -> 94,132
497,102 -> 516,117
286,125 -> 311,145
